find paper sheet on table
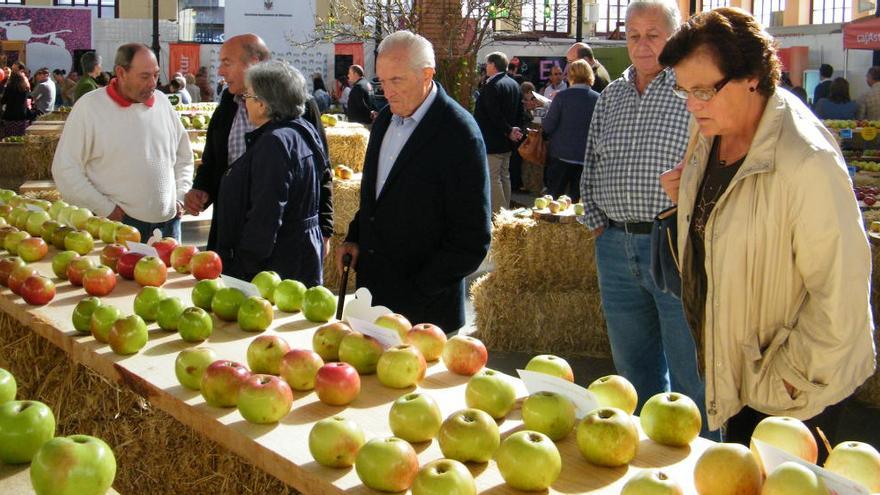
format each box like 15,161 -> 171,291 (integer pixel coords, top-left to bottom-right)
219,274 -> 260,298
126,241 -> 159,258
348,316 -> 402,349
342,287 -> 392,323
752,438 -> 869,495
517,369 -> 599,419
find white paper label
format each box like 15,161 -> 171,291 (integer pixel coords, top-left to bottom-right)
126,241 -> 159,258
752,439 -> 869,495
25,204 -> 44,212
146,228 -> 163,246
342,287 -> 393,324
219,274 -> 260,298
517,369 -> 599,419
348,316 -> 402,349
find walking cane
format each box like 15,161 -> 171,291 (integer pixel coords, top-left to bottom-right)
336,253 -> 352,321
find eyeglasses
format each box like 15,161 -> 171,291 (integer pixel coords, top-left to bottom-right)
672,77 -> 731,102
240,92 -> 260,100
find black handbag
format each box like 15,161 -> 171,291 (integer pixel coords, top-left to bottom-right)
650,205 -> 681,298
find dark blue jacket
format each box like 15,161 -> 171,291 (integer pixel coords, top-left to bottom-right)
474,73 -> 524,154
345,83 -> 491,332
215,118 -> 326,286
541,84 -> 600,164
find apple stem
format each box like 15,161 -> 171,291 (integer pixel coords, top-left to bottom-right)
816,427 -> 832,458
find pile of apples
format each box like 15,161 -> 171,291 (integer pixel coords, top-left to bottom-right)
534,194 -> 586,216
0,366 -> 117,495
823,119 -> 880,129
1,136 -> 25,143
333,164 -> 354,180
854,185 -> 879,207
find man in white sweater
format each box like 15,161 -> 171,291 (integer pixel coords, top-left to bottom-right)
52,43 -> 193,241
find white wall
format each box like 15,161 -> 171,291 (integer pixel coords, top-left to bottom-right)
92,18 -> 178,83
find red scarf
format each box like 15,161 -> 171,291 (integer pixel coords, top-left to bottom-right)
107,78 -> 155,108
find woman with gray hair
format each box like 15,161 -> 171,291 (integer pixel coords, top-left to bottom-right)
213,60 -> 328,286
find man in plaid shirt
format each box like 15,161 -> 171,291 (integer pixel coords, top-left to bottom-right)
581,0 -> 716,439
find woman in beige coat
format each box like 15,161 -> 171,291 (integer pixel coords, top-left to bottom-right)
658,7 -> 875,454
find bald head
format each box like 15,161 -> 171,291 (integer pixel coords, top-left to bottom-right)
566,42 -> 595,63
219,33 -> 270,95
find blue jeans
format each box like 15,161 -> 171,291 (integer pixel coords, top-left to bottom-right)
123,215 -> 181,243
595,226 -> 719,440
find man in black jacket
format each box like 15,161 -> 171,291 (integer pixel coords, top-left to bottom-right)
345,64 -> 375,125
183,34 -> 333,254
474,51 -> 523,213
336,31 -> 491,333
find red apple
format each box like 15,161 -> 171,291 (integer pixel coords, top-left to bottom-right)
441,335 -> 488,376
17,237 -> 48,263
99,244 -> 128,272
190,251 -> 222,280
279,349 -> 324,391
151,237 -> 178,266
20,275 -> 55,305
200,360 -> 251,408
116,252 -> 145,280
170,245 -> 198,274
66,256 -> 95,287
406,323 -> 447,362
133,256 -> 167,287
8,265 -> 38,295
314,362 -> 361,406
0,256 -> 26,287
82,265 -> 117,297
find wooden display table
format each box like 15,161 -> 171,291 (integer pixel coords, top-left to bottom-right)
0,463 -> 120,495
24,123 -> 64,137
0,243 -> 714,493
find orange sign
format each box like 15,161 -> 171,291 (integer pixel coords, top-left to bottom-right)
844,15 -> 880,50
169,43 -> 200,79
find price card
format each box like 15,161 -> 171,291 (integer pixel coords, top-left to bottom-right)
517,369 -> 599,419
348,316 -> 402,349
752,439 -> 869,495
219,275 -> 260,298
840,128 -> 854,139
125,241 -> 159,258
25,204 -> 44,212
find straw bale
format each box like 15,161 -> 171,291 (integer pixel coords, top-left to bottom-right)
326,126 -> 369,172
0,313 -> 297,494
322,233 -> 357,294
469,273 -> 610,358
332,175 -> 362,237
0,142 -> 29,190
36,111 -> 70,122
21,188 -> 61,202
490,209 -> 597,292
521,160 -> 545,193
862,208 -> 880,227
23,135 -> 59,181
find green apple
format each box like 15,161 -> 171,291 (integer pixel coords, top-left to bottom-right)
4,230 -> 30,255
824,441 -> 880,492
587,374 -> 638,415
621,469 -> 684,495
200,360 -> 251,407
64,230 -> 95,256
40,220 -> 61,241
247,335 -> 291,375
525,354 -> 574,382
89,305 -> 122,343
174,347 -> 219,390
51,226 -> 74,250
534,197 -> 549,209
573,203 -> 586,215
521,391 -> 577,441
72,297 -> 102,334
302,285 -> 336,322
133,286 -> 167,322
388,392 -> 442,443
108,315 -> 149,355
464,368 -> 517,419
69,207 -> 94,230
311,321 -> 353,361
155,297 -> 186,331
177,307 -> 213,342
30,434 -> 116,495
412,459 -> 476,495
405,323 -> 447,362
437,408 -> 500,463
48,200 -> 68,220
0,400 -> 56,464
640,392 -> 701,447
0,367 -> 16,404
85,216 -> 106,238
496,430 -> 561,491
576,407 -> 639,467
191,278 -> 224,311
374,312 -> 412,341
98,221 -> 121,244
338,332 -> 384,374
51,250 -> 80,280
25,210 -> 51,237
750,416 -> 818,472
251,271 -> 281,304
236,374 -> 293,424
308,416 -> 365,468
211,287 -> 246,322
274,279 -> 306,312
762,461 -> 829,495
377,344 -> 427,389
355,437 -> 420,492
237,295 -> 274,331
278,348 -> 323,390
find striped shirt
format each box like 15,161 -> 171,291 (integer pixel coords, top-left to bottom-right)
580,66 -> 689,230
228,94 -> 257,165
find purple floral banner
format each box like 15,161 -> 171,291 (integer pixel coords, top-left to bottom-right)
0,6 -> 92,73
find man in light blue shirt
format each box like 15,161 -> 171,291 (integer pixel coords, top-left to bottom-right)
375,84 -> 437,197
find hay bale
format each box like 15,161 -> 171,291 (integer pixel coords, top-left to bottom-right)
0,142 -> 29,190
470,273 -> 610,358
521,160 -> 544,193
332,175 -> 361,237
23,135 -> 59,181
322,233 -> 357,294
0,314 -> 296,494
490,209 -> 597,291
326,126 -> 369,172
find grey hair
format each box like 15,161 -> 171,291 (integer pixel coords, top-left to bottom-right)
82,51 -> 104,74
246,60 -> 307,121
626,0 -> 681,34
486,52 -> 508,73
114,43 -> 151,71
377,30 -> 435,70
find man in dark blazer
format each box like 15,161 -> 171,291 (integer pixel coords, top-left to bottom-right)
474,51 -> 523,213
337,31 -> 491,333
345,64 -> 376,125
813,63 -> 833,107
183,33 -> 333,253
